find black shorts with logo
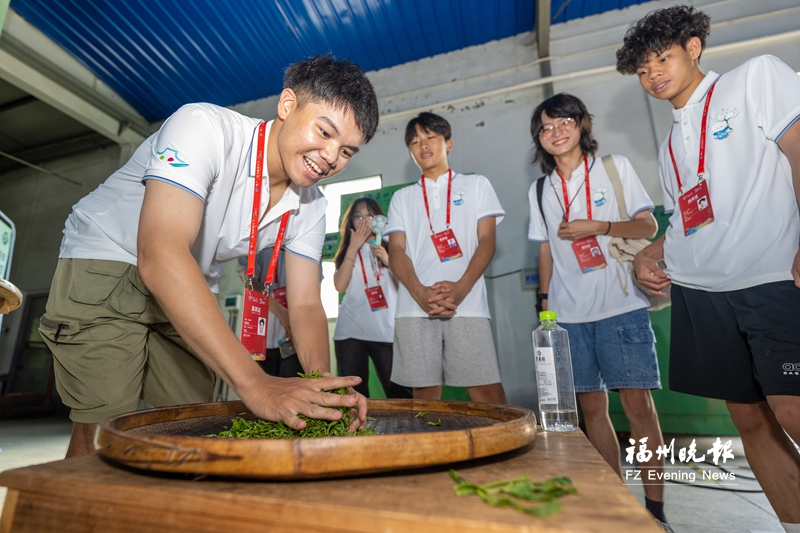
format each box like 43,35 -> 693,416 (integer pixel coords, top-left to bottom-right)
669,281 -> 800,402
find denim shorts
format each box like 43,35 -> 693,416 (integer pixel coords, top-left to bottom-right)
561,308 -> 661,392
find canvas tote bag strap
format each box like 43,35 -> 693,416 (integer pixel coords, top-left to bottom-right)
601,155 -> 629,220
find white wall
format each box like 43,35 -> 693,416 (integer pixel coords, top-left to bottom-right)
2,0 -> 799,405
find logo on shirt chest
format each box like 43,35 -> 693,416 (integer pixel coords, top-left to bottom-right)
157,147 -> 189,167
711,108 -> 739,140
592,186 -> 609,207
453,189 -> 466,206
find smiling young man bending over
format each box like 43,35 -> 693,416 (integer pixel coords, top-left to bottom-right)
39,55 -> 379,457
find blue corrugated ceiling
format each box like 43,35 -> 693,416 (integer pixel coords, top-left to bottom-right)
10,0 -> 648,123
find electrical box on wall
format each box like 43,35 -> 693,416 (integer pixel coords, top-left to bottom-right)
221,294 -> 242,336
521,268 -> 539,290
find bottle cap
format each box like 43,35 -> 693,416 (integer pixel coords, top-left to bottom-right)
539,310 -> 557,321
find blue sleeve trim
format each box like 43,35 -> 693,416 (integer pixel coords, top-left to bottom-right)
142,176 -> 205,202
284,248 -> 320,264
630,205 -> 655,219
383,229 -> 405,235
478,212 -> 506,224
664,209 -> 675,215
528,237 -> 549,242
776,114 -> 800,143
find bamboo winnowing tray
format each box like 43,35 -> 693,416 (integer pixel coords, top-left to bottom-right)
96,399 -> 538,479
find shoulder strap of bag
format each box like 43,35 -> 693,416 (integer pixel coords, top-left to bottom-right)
536,176 -> 547,230
601,155 -> 629,220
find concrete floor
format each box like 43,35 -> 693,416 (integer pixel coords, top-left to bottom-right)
0,416 -> 789,532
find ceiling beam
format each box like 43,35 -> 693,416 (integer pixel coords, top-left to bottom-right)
0,47 -> 145,146
536,0 -> 551,59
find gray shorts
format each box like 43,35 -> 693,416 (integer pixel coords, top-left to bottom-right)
391,317 -> 502,388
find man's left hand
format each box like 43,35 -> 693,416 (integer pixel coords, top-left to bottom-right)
557,219 -> 605,241
793,249 -> 800,289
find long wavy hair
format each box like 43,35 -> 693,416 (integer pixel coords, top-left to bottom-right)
334,197 -> 388,270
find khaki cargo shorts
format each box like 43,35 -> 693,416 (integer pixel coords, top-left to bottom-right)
39,258 -> 215,424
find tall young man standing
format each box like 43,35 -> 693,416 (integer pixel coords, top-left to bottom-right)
386,112 -> 506,403
39,55 -> 378,457
528,93 -> 670,530
617,6 -> 800,530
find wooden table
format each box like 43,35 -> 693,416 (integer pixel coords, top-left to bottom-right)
0,430 -> 661,533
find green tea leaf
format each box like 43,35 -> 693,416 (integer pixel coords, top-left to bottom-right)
427,418 -> 442,426
414,412 -> 429,418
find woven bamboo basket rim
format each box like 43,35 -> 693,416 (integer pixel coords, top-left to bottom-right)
96,398 -> 537,479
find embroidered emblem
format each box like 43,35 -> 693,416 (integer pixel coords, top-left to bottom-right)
453,189 -> 466,206
157,147 -> 189,167
711,108 -> 738,140
593,186 -> 608,207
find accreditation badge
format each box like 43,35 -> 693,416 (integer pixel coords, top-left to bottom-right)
572,236 -> 607,273
678,180 -> 714,236
365,286 -> 389,312
241,288 -> 269,361
272,286 -> 288,308
431,229 -> 463,262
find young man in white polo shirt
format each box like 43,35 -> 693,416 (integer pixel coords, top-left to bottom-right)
528,93 -> 671,530
39,55 -> 378,457
617,6 -> 800,530
386,112 -> 507,403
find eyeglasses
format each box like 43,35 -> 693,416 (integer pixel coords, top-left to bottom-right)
539,117 -> 576,139
352,214 -> 374,222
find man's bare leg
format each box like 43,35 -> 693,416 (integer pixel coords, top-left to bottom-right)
413,385 -> 442,400
66,422 -> 97,458
619,388 -> 665,502
466,383 -> 507,404
727,400 -> 800,522
577,391 -> 623,477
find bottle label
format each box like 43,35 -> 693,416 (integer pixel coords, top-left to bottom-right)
534,346 -> 559,404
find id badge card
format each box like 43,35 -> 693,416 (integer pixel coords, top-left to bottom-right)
241,289 -> 269,361
273,286 -> 288,308
431,229 -> 462,262
678,180 -> 714,236
572,236 -> 607,273
365,286 -> 388,311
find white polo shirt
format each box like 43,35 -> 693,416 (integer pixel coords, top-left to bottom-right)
659,56 -> 800,292
60,104 -> 327,293
385,171 -> 505,319
528,155 -> 653,323
333,243 -> 398,343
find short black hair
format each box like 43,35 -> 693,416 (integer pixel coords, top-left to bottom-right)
284,54 -> 379,143
616,5 -> 711,75
530,93 -> 598,175
404,112 -> 451,147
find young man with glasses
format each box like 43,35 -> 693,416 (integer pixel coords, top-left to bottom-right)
385,112 -> 507,403
617,6 -> 800,531
528,93 -> 672,531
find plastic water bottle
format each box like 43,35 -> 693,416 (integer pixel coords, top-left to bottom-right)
532,310 -> 579,432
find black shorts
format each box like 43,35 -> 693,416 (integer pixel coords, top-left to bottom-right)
670,281 -> 800,402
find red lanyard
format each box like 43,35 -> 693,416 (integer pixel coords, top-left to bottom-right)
557,155 -> 591,223
668,80 -> 718,194
420,169 -> 453,233
357,250 -> 380,286
245,122 -> 290,290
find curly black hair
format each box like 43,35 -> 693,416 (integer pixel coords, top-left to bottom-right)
284,54 -> 379,143
530,93 -> 598,176
616,5 -> 711,75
